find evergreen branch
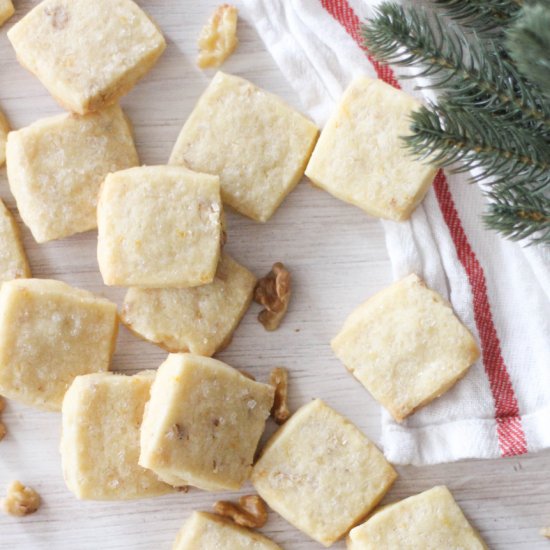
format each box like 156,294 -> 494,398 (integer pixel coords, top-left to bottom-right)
432,0 -> 522,33
362,3 -> 550,128
405,103 -> 550,192
507,3 -> 550,97
484,187 -> 550,242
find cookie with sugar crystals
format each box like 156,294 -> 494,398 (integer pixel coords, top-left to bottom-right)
172,511 -> 282,550
170,71 -> 319,222
0,279 -> 118,411
347,486 -> 488,549
61,371 -> 174,501
6,104 -> 138,243
252,399 -> 397,547
8,0 -> 165,114
332,274 -> 480,421
139,353 -> 274,491
305,77 -> 437,221
97,165 -> 223,288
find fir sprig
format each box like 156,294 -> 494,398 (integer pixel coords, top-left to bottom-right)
484,187 -> 550,242
406,103 -> 550,192
362,3 -> 550,129
432,0 -> 522,33
362,1 -> 550,243
507,3 -> 550,96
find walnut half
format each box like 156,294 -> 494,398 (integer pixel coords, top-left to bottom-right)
2,481 -> 41,517
254,262 -> 291,331
197,4 -> 238,69
213,494 -> 268,528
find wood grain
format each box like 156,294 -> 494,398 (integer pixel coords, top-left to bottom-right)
1,1 -> 550,549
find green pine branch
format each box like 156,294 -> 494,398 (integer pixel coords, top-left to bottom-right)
484,187 -> 550,242
405,102 -> 550,192
507,3 -> 550,97
432,0 -> 522,33
362,3 -> 550,130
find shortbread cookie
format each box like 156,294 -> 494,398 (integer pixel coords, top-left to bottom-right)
197,5 -> 238,69
332,274 -> 480,422
0,200 -> 31,282
7,0 -> 166,114
0,0 -> 14,27
170,72 -> 319,222
0,109 -> 9,166
121,253 -> 256,355
97,165 -> 222,288
347,486 -> 488,549
305,77 -> 437,221
61,371 -> 174,500
173,511 -> 281,550
6,104 -> 139,243
0,279 -> 118,411
139,353 -> 274,491
252,399 -> 397,547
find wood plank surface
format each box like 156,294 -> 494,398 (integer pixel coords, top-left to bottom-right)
1,1 -> 549,548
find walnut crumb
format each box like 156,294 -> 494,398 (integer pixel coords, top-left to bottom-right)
197,4 -> 238,69
2,481 -> 40,517
270,367 -> 290,424
254,262 -> 291,331
213,494 -> 268,528
44,6 -> 69,29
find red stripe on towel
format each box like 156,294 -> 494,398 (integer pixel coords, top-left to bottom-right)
320,0 -> 527,457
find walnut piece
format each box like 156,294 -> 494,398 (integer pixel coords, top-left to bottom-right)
213,494 -> 268,528
254,262 -> 291,331
270,367 -> 290,424
197,4 -> 238,69
2,481 -> 41,516
0,396 -> 5,414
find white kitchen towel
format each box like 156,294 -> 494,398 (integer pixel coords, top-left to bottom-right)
241,0 -> 550,465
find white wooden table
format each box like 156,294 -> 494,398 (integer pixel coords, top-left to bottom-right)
1,1 -> 549,548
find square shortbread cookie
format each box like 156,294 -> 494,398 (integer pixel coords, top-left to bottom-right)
251,399 -> 397,547
305,77 -> 437,221
7,0 -> 166,114
347,486 -> 488,549
173,512 -> 282,550
0,0 -> 14,27
6,104 -> 139,243
0,279 -> 118,411
139,353 -> 274,491
61,371 -> 174,500
0,109 -> 9,166
169,72 -> 319,222
97,165 -> 223,288
331,274 -> 480,422
121,253 -> 257,356
0,199 -> 31,282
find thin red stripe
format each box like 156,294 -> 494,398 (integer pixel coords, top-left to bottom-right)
320,0 -> 527,457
